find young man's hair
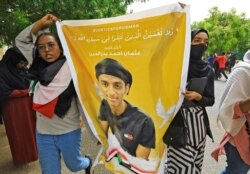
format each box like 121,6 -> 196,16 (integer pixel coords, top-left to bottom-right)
95,58 -> 132,86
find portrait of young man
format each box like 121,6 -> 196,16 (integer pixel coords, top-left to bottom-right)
95,58 -> 155,161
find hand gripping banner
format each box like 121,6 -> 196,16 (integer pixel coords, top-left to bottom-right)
56,3 -> 190,174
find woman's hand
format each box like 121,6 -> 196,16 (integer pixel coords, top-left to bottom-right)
31,14 -> 58,34
40,14 -> 58,28
178,2 -> 186,9
182,90 -> 202,101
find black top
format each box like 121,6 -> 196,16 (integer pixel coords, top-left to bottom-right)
99,99 -> 155,157
183,66 -> 215,140
192,66 -> 215,107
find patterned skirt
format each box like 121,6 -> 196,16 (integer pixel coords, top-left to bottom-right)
165,106 -> 207,174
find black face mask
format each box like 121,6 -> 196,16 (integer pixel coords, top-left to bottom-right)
190,44 -> 207,60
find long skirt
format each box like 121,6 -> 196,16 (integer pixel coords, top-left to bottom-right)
165,106 -> 207,174
2,95 -> 38,165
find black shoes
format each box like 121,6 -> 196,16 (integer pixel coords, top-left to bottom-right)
85,155 -> 92,174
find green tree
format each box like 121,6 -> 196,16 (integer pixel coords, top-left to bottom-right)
192,7 -> 250,58
0,0 -> 146,46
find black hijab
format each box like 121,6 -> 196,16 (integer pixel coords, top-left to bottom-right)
0,47 -> 29,124
0,47 -> 29,102
187,29 -> 210,81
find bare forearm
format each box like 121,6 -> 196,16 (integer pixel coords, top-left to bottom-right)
31,20 -> 45,34
31,14 -> 58,34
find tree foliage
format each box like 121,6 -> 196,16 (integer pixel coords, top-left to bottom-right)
192,7 -> 250,58
0,0 -> 147,46
1,2 -> 250,57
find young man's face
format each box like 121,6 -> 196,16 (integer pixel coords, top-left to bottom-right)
98,74 -> 129,108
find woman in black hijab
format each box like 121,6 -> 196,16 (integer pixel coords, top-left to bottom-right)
0,47 -> 38,165
0,47 -> 29,102
0,46 -> 29,123
165,29 -> 215,174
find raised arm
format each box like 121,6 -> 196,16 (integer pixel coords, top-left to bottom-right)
31,14 -> 57,34
15,14 -> 58,64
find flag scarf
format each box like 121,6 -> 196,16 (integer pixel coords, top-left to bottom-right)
56,3 -> 190,173
32,62 -> 71,118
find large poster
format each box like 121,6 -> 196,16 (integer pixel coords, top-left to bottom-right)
56,3 -> 190,174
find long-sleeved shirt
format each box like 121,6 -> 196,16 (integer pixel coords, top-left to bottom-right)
211,61 -> 250,165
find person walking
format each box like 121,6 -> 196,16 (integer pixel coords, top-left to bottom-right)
214,52 -> 228,80
211,50 -> 250,174
164,28 -> 215,174
15,14 -> 92,174
207,54 -> 214,67
213,53 -> 220,79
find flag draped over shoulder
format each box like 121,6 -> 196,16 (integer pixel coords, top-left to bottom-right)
56,3 -> 190,174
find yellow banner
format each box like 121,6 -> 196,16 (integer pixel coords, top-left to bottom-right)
57,3 -> 190,174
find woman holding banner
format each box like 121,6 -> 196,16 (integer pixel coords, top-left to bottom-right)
165,29 -> 215,174
15,14 -> 91,174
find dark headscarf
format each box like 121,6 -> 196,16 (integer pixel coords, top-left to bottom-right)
0,47 -> 29,102
95,58 -> 132,86
187,28 -> 210,81
191,29 -> 209,42
30,32 -> 75,118
27,32 -> 64,81
0,47 -> 29,124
